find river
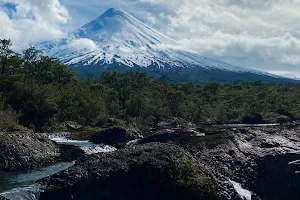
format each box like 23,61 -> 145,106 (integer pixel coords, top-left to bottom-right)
0,132 -> 116,200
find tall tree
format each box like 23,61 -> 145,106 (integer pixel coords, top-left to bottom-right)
0,39 -> 13,74
22,47 -> 40,77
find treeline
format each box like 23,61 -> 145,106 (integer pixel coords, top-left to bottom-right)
0,39 -> 300,131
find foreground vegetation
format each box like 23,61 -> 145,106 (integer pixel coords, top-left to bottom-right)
0,39 -> 300,131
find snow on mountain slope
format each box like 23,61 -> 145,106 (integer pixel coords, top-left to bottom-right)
36,8 -> 279,78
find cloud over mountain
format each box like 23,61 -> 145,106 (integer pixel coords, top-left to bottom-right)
1,0 -> 300,77
0,0 -> 70,50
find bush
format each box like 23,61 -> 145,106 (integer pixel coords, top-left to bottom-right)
0,109 -> 17,131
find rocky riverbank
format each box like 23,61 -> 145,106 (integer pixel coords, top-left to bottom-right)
38,142 -> 240,200
171,126 -> 300,200
1,122 -> 300,200
0,130 -> 84,173
35,123 -> 300,200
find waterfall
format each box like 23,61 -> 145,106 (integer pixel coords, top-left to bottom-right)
230,180 -> 252,200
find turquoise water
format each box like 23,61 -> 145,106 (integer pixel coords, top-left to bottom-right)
0,132 -> 116,200
0,161 -> 75,193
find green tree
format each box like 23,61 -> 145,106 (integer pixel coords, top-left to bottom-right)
0,39 -> 13,74
22,46 -> 40,77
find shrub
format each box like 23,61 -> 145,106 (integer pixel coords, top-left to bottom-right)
0,109 -> 17,131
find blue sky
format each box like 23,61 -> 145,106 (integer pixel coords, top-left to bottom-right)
58,0 -> 172,32
1,0 -> 300,78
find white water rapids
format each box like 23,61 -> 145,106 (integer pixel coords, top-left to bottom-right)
1,185 -> 40,200
230,180 -> 252,200
0,132 -> 116,200
40,132 -> 117,154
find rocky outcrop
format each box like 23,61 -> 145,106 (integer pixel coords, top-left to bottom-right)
39,143 -> 239,200
171,127 -> 300,200
89,127 -> 143,147
0,131 -> 84,172
130,124 -> 300,200
155,117 -> 195,130
276,109 -> 295,121
241,113 -> 265,124
276,115 -> 293,124
138,131 -> 182,144
65,121 -> 83,130
253,153 -> 300,200
10,124 -> 298,200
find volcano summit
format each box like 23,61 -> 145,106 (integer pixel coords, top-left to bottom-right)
37,8 -> 294,83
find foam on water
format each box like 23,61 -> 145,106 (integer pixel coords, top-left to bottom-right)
40,132 -> 117,154
0,133 -> 116,199
230,180 -> 252,200
1,185 -> 40,200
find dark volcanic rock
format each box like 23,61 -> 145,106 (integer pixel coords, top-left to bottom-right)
39,143 -> 236,200
155,117 -> 195,130
33,125 -> 300,200
138,131 -> 182,144
170,126 -> 300,200
196,126 -> 227,136
276,109 -> 295,121
242,113 -> 265,124
0,131 -> 84,172
276,115 -> 293,124
254,153 -> 300,200
65,121 -> 83,130
89,127 -> 143,147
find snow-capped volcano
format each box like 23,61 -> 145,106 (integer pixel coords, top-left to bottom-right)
39,8 -> 178,68
74,8 -> 174,47
37,8 -> 295,83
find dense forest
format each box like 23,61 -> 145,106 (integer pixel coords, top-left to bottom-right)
1,39 -> 300,131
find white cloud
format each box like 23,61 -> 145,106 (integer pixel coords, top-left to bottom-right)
129,0 -> 300,74
0,0 -> 70,51
148,0 -> 300,68
2,0 -> 300,77
68,38 -> 98,51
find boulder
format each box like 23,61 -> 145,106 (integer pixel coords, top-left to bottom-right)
276,109 -> 295,121
196,127 -> 227,136
94,118 -> 124,128
139,131 -> 182,144
241,113 -> 264,124
39,143 -> 224,200
155,118 -> 195,130
138,129 -> 201,145
65,121 -> 82,130
276,115 -> 293,124
156,121 -> 171,129
89,127 -> 143,147
0,131 -> 83,172
169,117 -> 195,129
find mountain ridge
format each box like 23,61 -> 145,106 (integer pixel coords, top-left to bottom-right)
36,8 -> 296,83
